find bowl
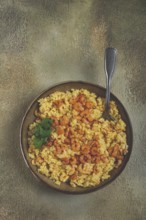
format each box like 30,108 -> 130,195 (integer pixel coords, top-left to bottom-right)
20,81 -> 133,194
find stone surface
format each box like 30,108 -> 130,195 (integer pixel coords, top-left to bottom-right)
0,0 -> 146,219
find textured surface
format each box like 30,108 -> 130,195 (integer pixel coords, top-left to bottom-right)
0,0 -> 146,220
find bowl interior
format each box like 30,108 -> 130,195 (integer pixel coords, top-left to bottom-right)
20,81 -> 133,194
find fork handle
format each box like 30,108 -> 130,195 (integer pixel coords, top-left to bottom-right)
104,48 -> 117,112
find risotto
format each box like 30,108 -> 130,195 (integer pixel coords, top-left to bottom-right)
28,89 -> 128,187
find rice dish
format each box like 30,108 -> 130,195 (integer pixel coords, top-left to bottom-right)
28,89 -> 128,187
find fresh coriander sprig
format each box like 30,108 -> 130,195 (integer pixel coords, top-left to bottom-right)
33,118 -> 53,149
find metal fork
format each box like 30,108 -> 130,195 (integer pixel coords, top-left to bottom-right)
102,47 -> 117,120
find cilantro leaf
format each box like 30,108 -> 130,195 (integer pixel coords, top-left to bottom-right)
39,127 -> 52,138
41,118 -> 53,129
33,118 -> 53,149
34,137 -> 45,149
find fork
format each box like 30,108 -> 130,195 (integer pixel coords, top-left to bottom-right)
102,47 -> 117,120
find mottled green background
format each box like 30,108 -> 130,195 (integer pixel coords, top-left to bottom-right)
0,0 -> 146,220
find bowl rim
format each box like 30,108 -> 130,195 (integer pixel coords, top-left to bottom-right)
20,80 -> 133,194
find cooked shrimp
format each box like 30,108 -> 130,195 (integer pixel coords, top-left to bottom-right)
85,154 -> 92,163
85,101 -> 94,109
75,115 -> 82,121
91,155 -> 96,163
71,143 -> 81,152
116,155 -> 124,160
91,141 -> 99,148
81,118 -> 89,124
53,99 -> 63,107
62,157 -> 70,164
53,140 -> 59,147
54,146 -> 62,155
61,144 -> 68,151
64,138 -> 70,144
36,156 -> 44,164
47,140 -> 53,147
78,129 -> 84,135
81,145 -> 90,155
56,126 -> 64,135
108,147 -> 113,155
78,94 -> 86,105
79,154 -> 91,163
93,166 -> 99,174
95,157 -> 101,163
100,155 -> 108,163
73,102 -> 84,112
70,157 -> 77,165
70,173 -> 77,180
52,117 -> 59,126
87,115 -> 94,122
80,109 -> 89,117
78,163 -> 93,174
69,97 -> 76,104
93,135 -> 99,141
60,115 -> 69,126
90,146 -> 98,155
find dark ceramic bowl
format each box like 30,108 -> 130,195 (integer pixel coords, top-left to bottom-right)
20,81 -> 133,194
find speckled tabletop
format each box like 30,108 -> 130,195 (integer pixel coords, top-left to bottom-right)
0,0 -> 146,220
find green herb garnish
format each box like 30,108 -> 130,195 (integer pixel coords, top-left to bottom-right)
33,118 -> 53,149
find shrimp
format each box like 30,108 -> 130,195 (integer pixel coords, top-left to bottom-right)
47,140 -> 53,147
85,101 -> 94,109
93,166 -> 99,174
64,138 -> 70,144
116,155 -> 124,160
61,144 -> 68,151
52,117 -> 59,126
111,144 -> 119,157
73,102 -> 84,112
90,146 -> 98,156
100,155 -> 108,163
108,147 -> 113,155
36,156 -> 44,164
80,109 -> 89,117
69,97 -> 76,105
69,127 -> 75,135
70,157 -> 77,165
65,127 -> 72,138
78,94 -> 86,105
81,145 -> 90,155
54,146 -> 62,155
78,129 -> 84,135
91,156 -> 96,163
91,141 -> 99,148
53,140 -> 59,147
85,154 -> 91,163
79,154 -> 91,163
60,115 -> 69,126
87,115 -> 94,122
71,143 -> 81,152
81,118 -> 89,124
74,115 -> 82,121
113,144 -> 119,151
71,138 -> 75,145
56,126 -> 64,135
78,163 -> 93,174
62,157 -> 70,164
79,155 -> 86,164
95,156 -> 101,163
93,135 -> 99,141
53,99 -> 63,107
91,155 -> 101,163
70,173 -> 77,180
